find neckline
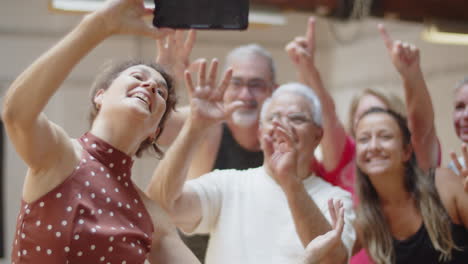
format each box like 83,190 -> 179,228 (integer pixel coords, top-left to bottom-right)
79,132 -> 134,174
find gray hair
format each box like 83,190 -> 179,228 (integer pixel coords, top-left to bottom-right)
225,44 -> 276,83
454,76 -> 468,93
260,82 -> 322,127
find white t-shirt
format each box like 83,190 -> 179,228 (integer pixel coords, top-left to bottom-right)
185,166 -> 356,264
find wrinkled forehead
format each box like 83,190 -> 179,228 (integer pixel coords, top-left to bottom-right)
227,55 -> 273,81
266,93 -> 310,114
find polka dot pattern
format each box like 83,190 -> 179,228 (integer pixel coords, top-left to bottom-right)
12,132 -> 152,263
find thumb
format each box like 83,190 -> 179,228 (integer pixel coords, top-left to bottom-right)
224,101 -> 245,117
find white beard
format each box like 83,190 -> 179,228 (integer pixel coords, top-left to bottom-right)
231,109 -> 258,127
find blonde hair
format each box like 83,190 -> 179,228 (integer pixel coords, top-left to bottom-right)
348,88 -> 405,138
356,108 -> 458,264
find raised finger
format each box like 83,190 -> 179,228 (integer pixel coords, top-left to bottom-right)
215,68 -> 233,100
207,59 -> 219,89
462,144 -> 468,167
184,30 -> 197,56
184,70 -> 195,97
328,199 -> 337,226
450,151 -> 463,174
378,23 -> 393,51
335,207 -> 345,235
306,17 -> 316,52
174,30 -> 185,47
197,59 -> 207,88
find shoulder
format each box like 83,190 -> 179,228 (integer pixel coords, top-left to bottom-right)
434,167 -> 462,224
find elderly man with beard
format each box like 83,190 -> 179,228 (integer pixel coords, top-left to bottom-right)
157,39 -> 276,179
147,64 -> 356,264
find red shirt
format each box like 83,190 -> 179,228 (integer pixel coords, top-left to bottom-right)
12,133 -> 153,264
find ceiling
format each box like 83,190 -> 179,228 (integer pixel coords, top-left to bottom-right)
251,0 -> 468,24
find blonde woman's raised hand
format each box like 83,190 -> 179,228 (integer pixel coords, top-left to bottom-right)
96,0 -> 173,38
450,144 -> 468,193
378,24 -> 422,80
301,199 -> 345,264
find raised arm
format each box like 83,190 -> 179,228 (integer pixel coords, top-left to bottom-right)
378,24 -> 438,171
155,31 -> 202,146
301,199 -> 345,264
285,17 -> 347,172
262,126 -> 347,263
2,0 -> 170,173
146,59 -> 242,231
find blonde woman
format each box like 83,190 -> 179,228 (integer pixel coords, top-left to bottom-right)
353,107 -> 468,263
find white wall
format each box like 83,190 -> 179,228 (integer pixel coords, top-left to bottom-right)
1,0 -> 468,262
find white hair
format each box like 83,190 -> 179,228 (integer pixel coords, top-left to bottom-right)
260,82 -> 322,127
225,44 -> 276,83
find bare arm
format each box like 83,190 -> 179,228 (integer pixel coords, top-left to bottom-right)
301,199 -> 346,264
143,191 -> 200,264
146,60 -> 241,231
262,126 -> 347,263
285,17 -> 347,172
378,24 -> 438,171
2,0 -> 170,173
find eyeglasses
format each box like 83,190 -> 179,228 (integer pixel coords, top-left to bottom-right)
229,78 -> 271,92
264,112 -> 313,126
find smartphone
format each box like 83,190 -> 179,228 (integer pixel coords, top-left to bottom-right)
153,0 -> 249,30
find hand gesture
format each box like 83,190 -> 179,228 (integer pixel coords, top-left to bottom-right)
302,199 -> 345,264
450,144 -> 468,193
285,17 -> 317,81
185,59 -> 243,129
263,124 -> 300,189
156,30 -> 197,81
378,24 -> 422,80
96,0 -> 173,38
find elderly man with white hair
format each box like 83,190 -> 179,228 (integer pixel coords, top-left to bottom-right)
147,59 -> 356,264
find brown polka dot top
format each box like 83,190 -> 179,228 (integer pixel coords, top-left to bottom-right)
12,132 -> 154,264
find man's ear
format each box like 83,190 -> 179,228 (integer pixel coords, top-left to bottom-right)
314,126 -> 324,144
93,89 -> 105,109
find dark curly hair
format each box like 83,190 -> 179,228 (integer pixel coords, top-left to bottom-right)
88,60 -> 177,159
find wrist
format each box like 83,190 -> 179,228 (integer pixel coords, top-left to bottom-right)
282,176 -> 305,195
85,9 -> 117,38
400,68 -> 424,84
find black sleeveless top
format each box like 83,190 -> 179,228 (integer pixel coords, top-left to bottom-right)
394,222 -> 468,263
213,123 -> 264,170
182,124 -> 263,263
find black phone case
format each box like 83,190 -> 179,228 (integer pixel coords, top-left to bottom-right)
153,0 -> 249,30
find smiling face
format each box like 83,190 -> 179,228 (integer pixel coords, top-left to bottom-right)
453,84 -> 468,142
355,112 -> 411,178
260,93 -> 322,163
223,54 -> 275,127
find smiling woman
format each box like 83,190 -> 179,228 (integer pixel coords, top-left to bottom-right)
88,60 -> 175,158
354,107 -> 468,264
2,0 -> 204,263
